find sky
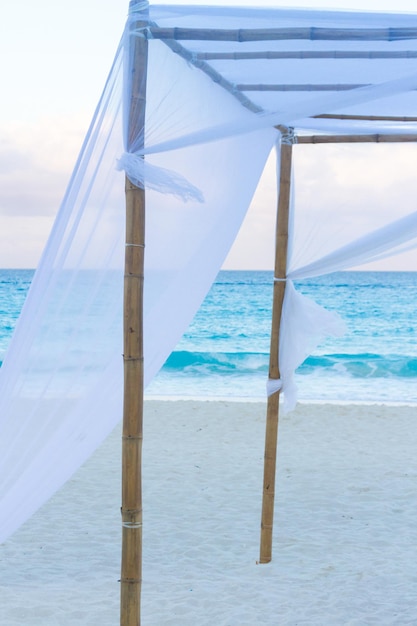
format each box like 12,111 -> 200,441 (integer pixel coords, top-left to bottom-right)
1,0 -> 417,269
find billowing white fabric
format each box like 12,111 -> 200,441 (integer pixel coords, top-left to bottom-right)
2,2 -> 417,541
275,280 -> 347,412
270,138 -> 417,411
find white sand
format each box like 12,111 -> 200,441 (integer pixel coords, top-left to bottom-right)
1,399 -> 417,625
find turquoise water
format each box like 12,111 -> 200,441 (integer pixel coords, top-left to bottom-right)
148,270 -> 417,403
1,269 -> 416,403
0,269 -> 33,361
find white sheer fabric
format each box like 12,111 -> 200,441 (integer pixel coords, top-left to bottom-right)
272,137 -> 417,412
2,2 -> 417,541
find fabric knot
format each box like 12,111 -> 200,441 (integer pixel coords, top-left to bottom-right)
116,152 -> 204,202
266,378 -> 283,397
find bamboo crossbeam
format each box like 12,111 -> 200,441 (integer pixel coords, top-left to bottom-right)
149,26 -> 417,42
238,83 -> 367,92
313,113 -> 417,122
297,132 -> 417,143
259,128 -> 293,564
150,20 -> 262,114
196,50 -> 417,61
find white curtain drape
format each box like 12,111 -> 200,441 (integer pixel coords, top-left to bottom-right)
1,2 -> 417,542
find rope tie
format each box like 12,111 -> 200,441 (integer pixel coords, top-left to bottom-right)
122,521 -> 143,529
276,125 -> 296,145
281,126 -> 297,145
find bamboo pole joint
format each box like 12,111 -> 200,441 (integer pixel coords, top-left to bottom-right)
277,125 -> 296,145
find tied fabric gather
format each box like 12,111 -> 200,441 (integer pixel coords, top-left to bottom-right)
116,152 -> 204,202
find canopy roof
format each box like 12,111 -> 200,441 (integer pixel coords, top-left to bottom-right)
143,4 -> 417,137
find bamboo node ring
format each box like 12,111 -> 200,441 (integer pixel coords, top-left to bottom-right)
124,274 -> 144,280
122,355 -> 144,362
125,243 -> 145,248
122,522 -> 143,529
120,577 -> 143,584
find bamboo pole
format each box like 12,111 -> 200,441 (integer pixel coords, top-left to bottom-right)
121,183 -> 145,626
120,3 -> 148,626
259,128 -> 293,564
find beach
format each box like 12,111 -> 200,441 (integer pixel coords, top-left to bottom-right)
1,399 -> 417,625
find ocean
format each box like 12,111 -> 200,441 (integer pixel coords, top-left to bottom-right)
0,269 -> 416,404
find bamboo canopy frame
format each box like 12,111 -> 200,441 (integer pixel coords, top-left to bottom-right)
119,5 -> 417,620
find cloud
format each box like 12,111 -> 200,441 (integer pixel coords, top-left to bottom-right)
0,163 -> 67,217
0,114 -> 87,266
1,113 -> 417,271
0,117 -> 86,217
224,142 -> 417,271
0,216 -> 53,268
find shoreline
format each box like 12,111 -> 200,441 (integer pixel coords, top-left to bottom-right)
145,393 -> 417,407
1,399 -> 417,625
